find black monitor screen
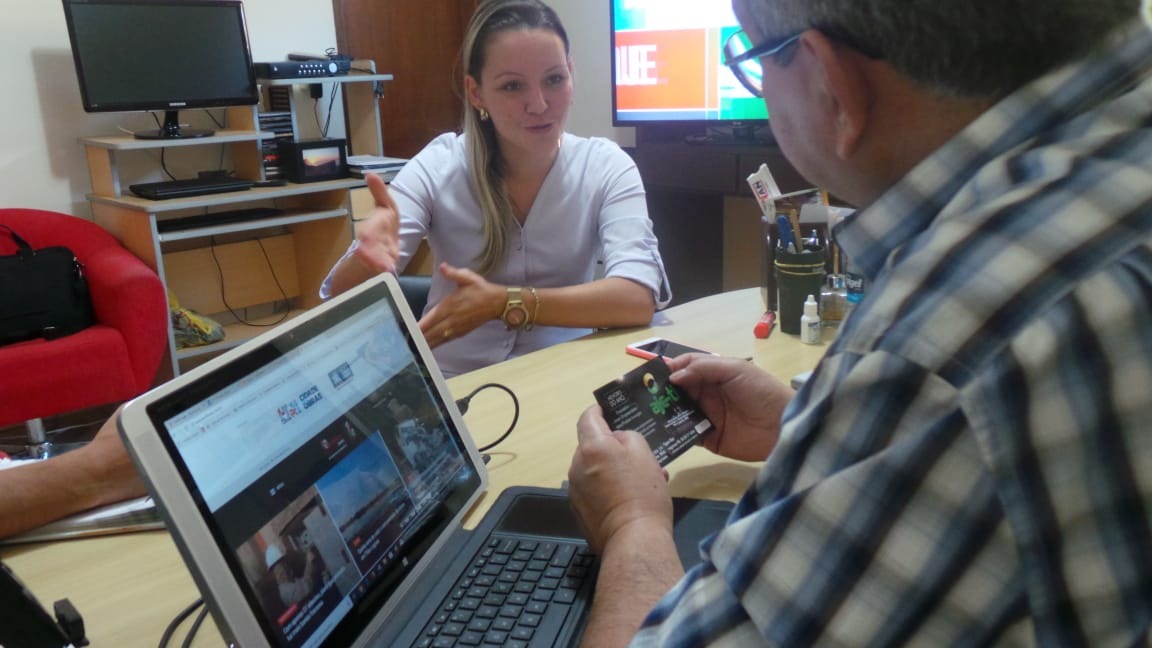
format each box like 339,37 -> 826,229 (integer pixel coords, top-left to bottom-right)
63,0 -> 258,137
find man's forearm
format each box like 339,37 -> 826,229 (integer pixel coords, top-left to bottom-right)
581,522 -> 684,648
0,444 -> 142,539
0,458 -> 98,538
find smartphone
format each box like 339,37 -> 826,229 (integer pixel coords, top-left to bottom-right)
625,336 -> 714,361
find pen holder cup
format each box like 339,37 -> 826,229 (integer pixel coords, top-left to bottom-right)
774,248 -> 827,334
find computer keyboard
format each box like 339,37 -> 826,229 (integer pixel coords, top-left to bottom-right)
155,207 -> 286,233
413,535 -> 596,648
129,177 -> 254,200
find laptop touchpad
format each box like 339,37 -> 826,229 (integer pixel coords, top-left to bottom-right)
497,493 -> 584,538
495,492 -> 734,570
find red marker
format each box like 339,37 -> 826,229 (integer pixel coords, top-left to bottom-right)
753,311 -> 775,339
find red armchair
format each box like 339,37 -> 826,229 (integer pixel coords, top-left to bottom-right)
0,208 -> 167,451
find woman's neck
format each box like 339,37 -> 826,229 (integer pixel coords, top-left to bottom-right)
501,134 -> 562,181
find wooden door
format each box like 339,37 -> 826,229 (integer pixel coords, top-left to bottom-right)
332,0 -> 476,159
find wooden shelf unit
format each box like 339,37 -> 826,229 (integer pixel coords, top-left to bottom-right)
83,62 -> 392,379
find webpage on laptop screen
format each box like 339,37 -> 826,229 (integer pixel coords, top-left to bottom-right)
160,300 -> 479,648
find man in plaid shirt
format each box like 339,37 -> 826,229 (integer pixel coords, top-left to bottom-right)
569,0 -> 1152,645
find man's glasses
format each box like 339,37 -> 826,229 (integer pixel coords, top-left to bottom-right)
722,30 -> 802,98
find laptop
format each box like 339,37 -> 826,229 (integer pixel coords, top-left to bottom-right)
119,273 -> 731,648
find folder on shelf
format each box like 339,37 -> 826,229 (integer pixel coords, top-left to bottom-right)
346,154 -> 408,169
347,155 -> 408,181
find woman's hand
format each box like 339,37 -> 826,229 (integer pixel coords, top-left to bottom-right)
350,173 -> 402,276
326,174 -> 402,297
418,262 -> 505,346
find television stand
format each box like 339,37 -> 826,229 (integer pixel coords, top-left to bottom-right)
729,122 -> 756,141
634,122 -> 774,147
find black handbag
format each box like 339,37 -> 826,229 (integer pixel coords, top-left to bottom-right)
0,224 -> 95,345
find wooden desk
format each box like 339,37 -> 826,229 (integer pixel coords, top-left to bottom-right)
0,288 -> 828,646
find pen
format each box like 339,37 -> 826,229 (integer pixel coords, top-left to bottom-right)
803,228 -> 823,251
776,214 -> 797,252
787,211 -> 803,250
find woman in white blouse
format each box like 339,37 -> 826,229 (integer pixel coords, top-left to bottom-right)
323,0 -> 670,376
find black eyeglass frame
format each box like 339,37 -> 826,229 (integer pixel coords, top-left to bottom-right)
723,27 -> 883,97
722,30 -> 803,68
722,30 -> 802,98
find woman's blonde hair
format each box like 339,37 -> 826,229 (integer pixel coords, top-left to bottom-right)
460,0 -> 569,275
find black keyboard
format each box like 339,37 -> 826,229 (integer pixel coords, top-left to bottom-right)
156,207 -> 286,233
129,177 -> 254,200
413,536 -> 597,648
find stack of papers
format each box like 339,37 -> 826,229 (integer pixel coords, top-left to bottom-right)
347,155 -> 408,181
0,496 -> 162,545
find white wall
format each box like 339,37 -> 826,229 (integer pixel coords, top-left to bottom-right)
549,0 -> 635,146
0,0 -> 625,217
0,0 -> 337,217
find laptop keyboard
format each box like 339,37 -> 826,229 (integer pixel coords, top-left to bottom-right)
413,535 -> 597,648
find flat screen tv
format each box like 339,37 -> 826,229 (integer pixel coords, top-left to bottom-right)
610,0 -> 768,138
62,0 -> 259,140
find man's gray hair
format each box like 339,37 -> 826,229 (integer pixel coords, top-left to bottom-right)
736,0 -> 1140,98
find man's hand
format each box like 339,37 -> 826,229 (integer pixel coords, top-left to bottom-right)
665,354 -> 794,462
568,407 -> 684,647
418,262 -> 504,347
568,406 -> 673,554
351,173 -> 402,276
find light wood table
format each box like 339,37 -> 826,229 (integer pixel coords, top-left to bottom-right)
1,288 -> 829,646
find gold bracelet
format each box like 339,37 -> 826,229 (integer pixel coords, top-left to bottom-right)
526,286 -> 540,331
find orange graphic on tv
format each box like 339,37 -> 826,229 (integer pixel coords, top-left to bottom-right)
615,29 -> 719,111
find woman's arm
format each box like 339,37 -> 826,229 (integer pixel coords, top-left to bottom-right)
525,277 -> 655,328
418,267 -> 654,346
325,173 -> 403,298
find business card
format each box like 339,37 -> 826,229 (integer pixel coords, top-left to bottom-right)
593,357 -> 714,466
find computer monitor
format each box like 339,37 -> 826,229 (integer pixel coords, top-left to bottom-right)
610,0 -> 769,139
62,0 -> 259,140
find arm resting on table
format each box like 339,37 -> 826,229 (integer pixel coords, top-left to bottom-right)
0,415 -> 146,539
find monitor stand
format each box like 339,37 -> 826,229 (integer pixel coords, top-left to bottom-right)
134,110 -> 215,140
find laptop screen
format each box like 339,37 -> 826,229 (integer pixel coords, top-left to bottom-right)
142,283 -> 483,647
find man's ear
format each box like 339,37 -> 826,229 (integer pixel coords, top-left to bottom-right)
803,31 -> 870,160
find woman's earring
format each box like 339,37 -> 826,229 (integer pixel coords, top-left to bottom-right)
479,108 -> 490,121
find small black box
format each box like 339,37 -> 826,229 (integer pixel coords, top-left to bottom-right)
277,139 -> 349,183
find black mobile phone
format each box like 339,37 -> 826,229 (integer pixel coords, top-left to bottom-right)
624,337 -> 713,361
